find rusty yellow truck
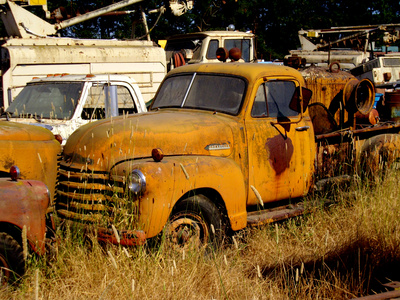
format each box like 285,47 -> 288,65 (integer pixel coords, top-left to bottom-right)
55,61 -> 400,248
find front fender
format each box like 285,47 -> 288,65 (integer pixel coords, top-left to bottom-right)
112,156 -> 247,238
0,179 -> 50,254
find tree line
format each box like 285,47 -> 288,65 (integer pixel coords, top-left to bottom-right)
3,0 -> 400,59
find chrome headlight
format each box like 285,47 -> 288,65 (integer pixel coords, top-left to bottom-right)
127,170 -> 146,196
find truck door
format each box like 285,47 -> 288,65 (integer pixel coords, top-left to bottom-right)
245,79 -> 314,206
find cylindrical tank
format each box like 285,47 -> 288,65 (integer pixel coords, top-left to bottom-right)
300,66 -> 375,128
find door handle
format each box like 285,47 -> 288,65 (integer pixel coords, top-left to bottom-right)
295,126 -> 310,132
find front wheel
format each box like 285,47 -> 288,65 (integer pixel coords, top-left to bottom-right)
166,195 -> 225,250
0,232 -> 25,284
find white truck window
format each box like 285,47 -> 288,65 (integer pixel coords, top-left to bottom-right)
6,82 -> 83,120
206,40 -> 219,59
224,39 -> 251,62
82,84 -> 137,120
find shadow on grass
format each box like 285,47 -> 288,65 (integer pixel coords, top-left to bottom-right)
258,236 -> 400,297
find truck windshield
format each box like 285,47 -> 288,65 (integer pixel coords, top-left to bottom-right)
6,82 -> 83,120
152,73 -> 246,115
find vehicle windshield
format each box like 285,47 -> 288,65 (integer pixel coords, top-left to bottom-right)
6,82 -> 83,120
151,73 -> 246,115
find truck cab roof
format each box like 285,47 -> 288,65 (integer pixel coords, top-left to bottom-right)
166,62 -> 304,84
28,74 -> 139,84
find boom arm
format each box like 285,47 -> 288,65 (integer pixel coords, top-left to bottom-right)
0,0 -> 145,37
54,0 -> 144,31
0,0 -> 194,38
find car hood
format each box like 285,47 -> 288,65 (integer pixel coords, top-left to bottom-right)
63,110 -> 235,170
0,120 -> 55,141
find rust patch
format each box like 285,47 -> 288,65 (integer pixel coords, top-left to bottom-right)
265,135 -> 294,175
3,156 -> 15,171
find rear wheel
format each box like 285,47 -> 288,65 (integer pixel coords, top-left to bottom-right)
166,195 -> 225,250
0,232 -> 25,284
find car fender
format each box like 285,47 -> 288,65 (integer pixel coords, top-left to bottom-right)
0,179 -> 50,254
112,155 -> 247,238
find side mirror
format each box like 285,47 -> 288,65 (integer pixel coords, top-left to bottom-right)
289,86 -> 312,113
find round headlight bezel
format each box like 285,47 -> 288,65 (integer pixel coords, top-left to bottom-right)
127,169 -> 146,196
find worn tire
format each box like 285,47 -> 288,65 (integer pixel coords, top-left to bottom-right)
0,232 -> 25,284
360,134 -> 400,179
166,194 -> 225,250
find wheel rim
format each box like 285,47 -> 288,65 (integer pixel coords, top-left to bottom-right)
167,213 -> 209,250
0,254 -> 11,285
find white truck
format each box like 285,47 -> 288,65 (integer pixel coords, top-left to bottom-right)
4,74 -> 147,144
164,28 -> 256,70
0,37 -> 166,110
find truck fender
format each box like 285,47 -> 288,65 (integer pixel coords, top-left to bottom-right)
359,133 -> 400,177
0,179 -> 50,254
112,156 -> 247,239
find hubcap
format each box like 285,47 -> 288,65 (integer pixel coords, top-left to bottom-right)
167,213 -> 209,250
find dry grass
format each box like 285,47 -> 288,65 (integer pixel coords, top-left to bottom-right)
2,170 -> 400,299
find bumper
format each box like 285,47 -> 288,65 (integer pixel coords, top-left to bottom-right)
58,218 -> 146,246
97,227 -> 146,246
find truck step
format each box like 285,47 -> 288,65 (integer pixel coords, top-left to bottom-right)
247,203 -> 304,227
314,175 -> 353,192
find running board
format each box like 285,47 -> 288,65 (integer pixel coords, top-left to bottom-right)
247,203 -> 304,227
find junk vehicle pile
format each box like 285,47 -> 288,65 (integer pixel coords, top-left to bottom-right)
284,25 -> 400,95
0,0 -> 167,109
0,0 -> 255,112
285,24 -> 400,70
54,48 -> 400,248
0,120 -> 60,283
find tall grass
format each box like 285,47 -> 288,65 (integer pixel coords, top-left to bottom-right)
2,170 -> 400,299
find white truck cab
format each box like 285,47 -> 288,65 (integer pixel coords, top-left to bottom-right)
165,30 -> 256,70
5,74 -> 147,145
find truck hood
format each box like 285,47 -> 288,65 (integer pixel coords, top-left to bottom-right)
0,120 -> 55,141
8,118 -> 90,145
63,110 -> 235,170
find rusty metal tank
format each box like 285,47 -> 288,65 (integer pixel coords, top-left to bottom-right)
300,66 -> 375,132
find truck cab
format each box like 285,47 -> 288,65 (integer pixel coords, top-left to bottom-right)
165,29 -> 256,70
5,74 -> 147,145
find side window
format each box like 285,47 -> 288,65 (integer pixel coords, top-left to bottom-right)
251,81 -> 298,118
81,84 -> 137,120
116,85 -> 137,115
82,85 -> 105,120
207,40 -> 219,59
251,84 -> 268,117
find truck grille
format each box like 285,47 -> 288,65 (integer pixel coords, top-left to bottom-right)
56,162 -> 138,228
